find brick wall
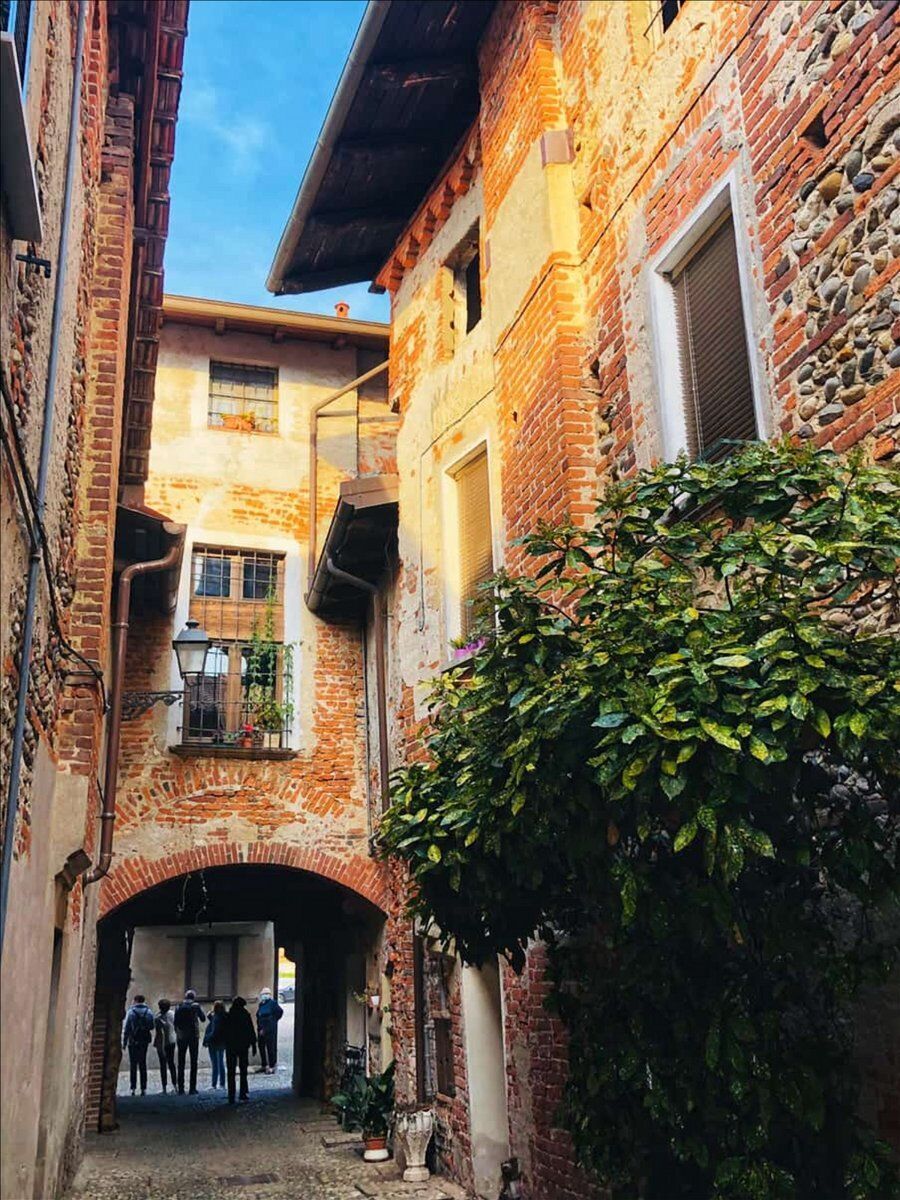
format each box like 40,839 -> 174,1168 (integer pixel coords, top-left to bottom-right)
377,2 -> 899,1196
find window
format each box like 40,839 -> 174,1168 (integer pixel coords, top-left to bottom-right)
647,0 -> 686,37
455,449 -> 494,641
669,212 -> 757,461
442,223 -> 482,351
208,361 -> 278,434
184,546 -> 291,749
185,937 -> 238,1001
1,0 -> 32,86
464,251 -> 482,333
193,553 -> 231,597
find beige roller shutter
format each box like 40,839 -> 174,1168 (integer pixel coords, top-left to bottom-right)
456,449 -> 493,639
672,213 -> 757,461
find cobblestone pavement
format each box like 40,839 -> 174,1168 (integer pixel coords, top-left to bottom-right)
68,1077 -> 467,1200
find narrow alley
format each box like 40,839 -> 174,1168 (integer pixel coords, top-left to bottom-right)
68,1082 -> 465,1200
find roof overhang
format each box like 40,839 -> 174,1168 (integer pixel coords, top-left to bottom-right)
306,475 -> 399,617
163,294 -> 389,352
267,0 -> 495,297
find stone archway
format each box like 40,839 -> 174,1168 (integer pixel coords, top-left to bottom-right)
87,847 -> 389,1133
99,840 -> 389,918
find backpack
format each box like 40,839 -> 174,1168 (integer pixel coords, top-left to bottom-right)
173,1001 -> 196,1037
131,1007 -> 154,1044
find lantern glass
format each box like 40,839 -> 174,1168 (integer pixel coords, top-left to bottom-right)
172,619 -> 210,680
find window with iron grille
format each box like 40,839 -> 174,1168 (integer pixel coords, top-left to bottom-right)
185,936 -> 238,1001
669,211 -> 758,462
455,449 -> 494,641
208,361 -> 278,433
185,547 -> 291,749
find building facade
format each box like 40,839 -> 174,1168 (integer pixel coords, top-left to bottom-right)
84,295 -> 395,1129
1,2 -> 187,1196
269,1 -> 899,1197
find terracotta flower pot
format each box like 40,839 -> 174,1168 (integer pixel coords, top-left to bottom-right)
363,1134 -> 389,1162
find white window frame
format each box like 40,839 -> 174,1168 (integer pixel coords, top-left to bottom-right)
441,436 -> 501,648
648,170 -> 768,460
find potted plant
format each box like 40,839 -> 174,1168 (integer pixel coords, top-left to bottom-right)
222,411 -> 256,431
331,1061 -> 395,1161
237,722 -> 255,749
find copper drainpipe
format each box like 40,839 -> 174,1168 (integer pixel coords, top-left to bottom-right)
306,360 -> 388,589
83,540 -> 182,885
325,556 -> 390,815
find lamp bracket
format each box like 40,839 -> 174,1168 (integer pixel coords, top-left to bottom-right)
121,690 -> 183,721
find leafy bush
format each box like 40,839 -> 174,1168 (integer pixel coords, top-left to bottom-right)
380,443 -> 900,1199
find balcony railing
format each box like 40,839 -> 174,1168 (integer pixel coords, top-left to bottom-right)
180,643 -> 292,750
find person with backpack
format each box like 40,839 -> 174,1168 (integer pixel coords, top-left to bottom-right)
154,999 -> 177,1094
203,1000 -> 227,1090
223,996 -> 257,1104
255,987 -> 284,1075
122,994 -> 154,1095
173,989 -> 206,1095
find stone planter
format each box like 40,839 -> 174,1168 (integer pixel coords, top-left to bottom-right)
394,1108 -> 433,1183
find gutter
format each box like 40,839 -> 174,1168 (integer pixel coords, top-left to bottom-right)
0,0 -> 88,957
325,557 -> 390,816
83,530 -> 184,886
266,0 -> 392,295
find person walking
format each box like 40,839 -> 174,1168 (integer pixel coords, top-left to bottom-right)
255,987 -> 284,1075
173,988 -> 206,1095
122,994 -> 154,1096
204,1000 -> 227,1090
154,999 -> 177,1094
223,996 -> 257,1104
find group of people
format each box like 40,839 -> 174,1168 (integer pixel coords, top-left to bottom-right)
123,987 -> 284,1104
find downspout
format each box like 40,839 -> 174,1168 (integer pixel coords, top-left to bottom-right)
0,0 -> 88,956
306,360 -> 388,591
325,556 -> 390,816
82,540 -> 182,886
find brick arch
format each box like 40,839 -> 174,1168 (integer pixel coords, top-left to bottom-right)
98,840 -> 389,918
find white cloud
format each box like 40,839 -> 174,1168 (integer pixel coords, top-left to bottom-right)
182,80 -> 271,175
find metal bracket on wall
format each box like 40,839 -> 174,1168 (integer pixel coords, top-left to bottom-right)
15,252 -> 52,278
121,690 -> 183,721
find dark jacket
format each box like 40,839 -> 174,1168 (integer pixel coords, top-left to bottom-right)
173,999 -> 206,1041
223,1000 -> 257,1054
123,1003 -> 154,1048
203,1011 -> 226,1049
256,997 -> 284,1035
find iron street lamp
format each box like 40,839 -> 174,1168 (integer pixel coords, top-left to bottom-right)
121,619 -> 211,720
172,618 -> 211,680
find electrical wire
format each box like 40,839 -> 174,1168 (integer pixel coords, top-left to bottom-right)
0,366 -> 108,711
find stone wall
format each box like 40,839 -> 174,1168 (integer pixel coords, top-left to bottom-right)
375,1 -> 898,1196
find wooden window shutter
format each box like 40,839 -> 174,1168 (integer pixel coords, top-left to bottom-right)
672,214 -> 757,461
456,450 -> 493,639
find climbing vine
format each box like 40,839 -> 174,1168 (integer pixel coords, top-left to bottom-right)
379,442 -> 900,1199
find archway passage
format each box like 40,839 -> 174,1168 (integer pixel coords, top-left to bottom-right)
87,863 -> 387,1135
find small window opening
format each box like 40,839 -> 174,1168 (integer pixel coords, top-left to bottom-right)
660,0 -> 686,31
464,251 -> 482,333
445,223 -> 482,347
669,210 -> 758,461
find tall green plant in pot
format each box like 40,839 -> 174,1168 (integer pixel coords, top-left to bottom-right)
244,589 -> 294,748
331,1062 -> 395,1161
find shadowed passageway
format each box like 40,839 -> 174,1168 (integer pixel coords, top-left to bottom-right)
67,1082 -> 465,1200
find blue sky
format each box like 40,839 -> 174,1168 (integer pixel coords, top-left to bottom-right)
164,0 -> 390,323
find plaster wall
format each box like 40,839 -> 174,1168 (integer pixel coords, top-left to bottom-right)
129,920 -> 275,1007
